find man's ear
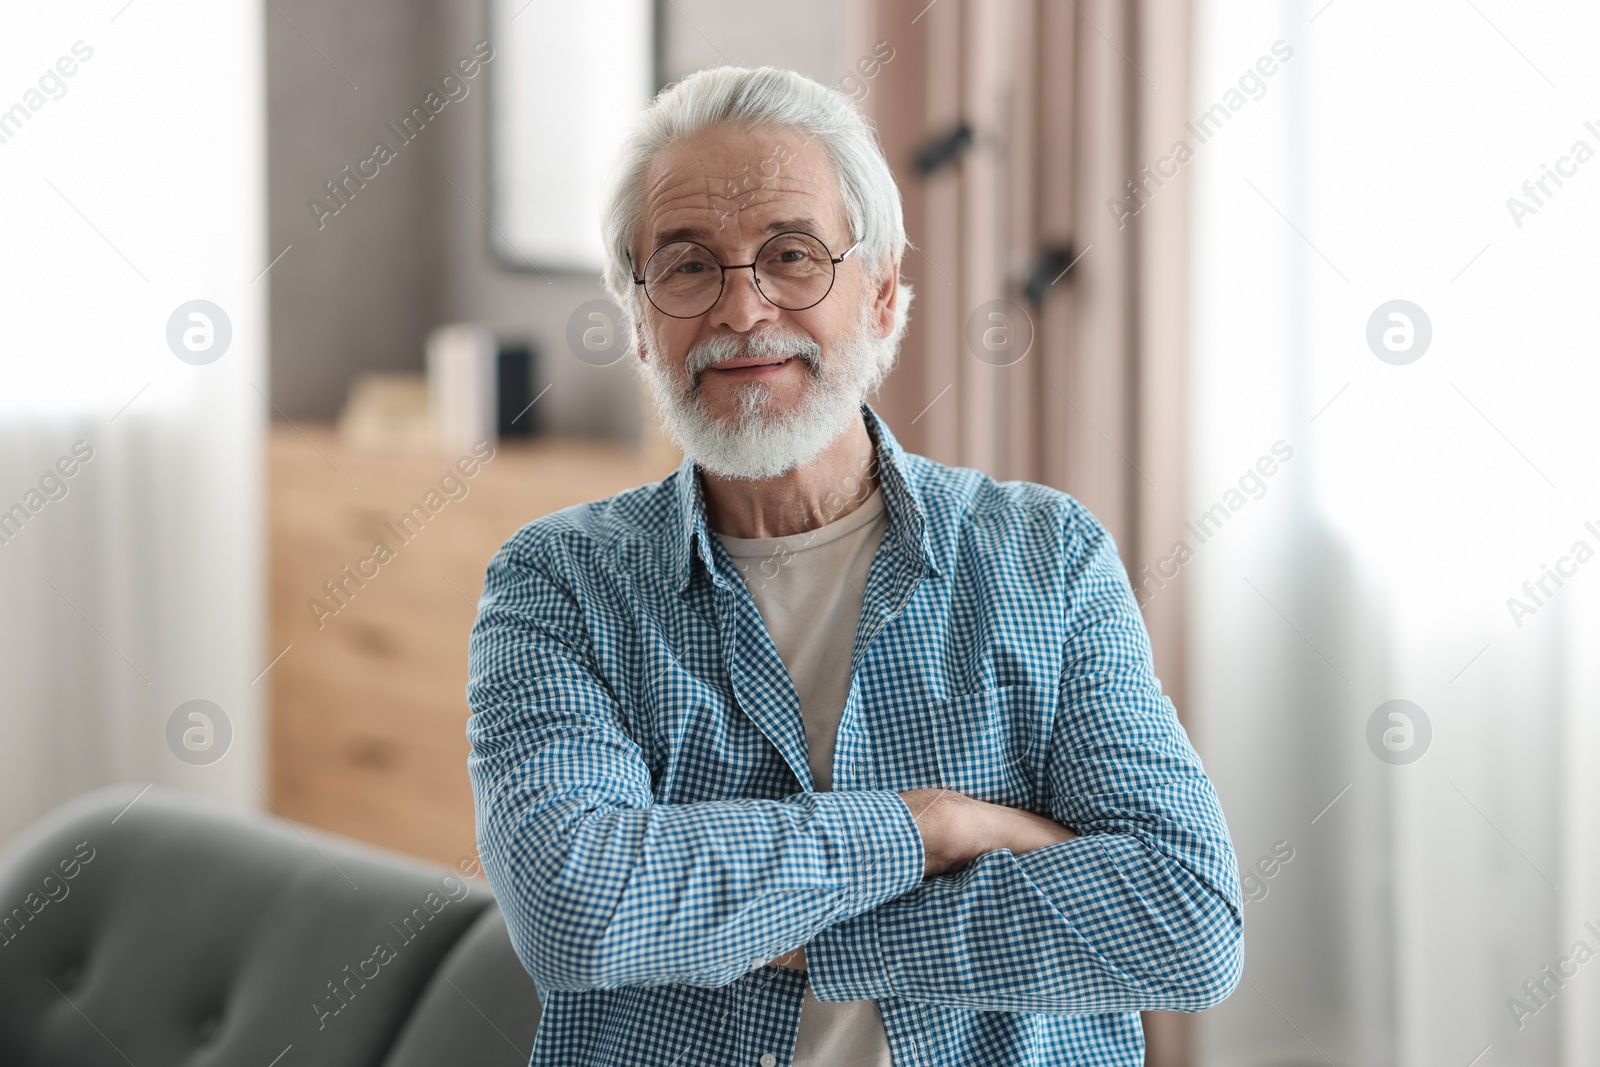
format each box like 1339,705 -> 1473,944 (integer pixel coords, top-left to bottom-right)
871,258 -> 900,340
634,318 -> 648,362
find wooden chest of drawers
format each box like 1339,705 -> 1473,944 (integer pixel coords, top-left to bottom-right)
268,425 -> 679,867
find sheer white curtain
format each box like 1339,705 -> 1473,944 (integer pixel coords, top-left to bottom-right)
0,2 -> 267,844
1189,2 -> 1600,1065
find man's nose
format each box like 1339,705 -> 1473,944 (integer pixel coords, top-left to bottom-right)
708,267 -> 781,333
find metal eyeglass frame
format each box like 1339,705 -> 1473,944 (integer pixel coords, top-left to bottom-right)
628,230 -> 861,319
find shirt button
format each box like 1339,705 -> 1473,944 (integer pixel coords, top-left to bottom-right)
760,1054 -> 777,1067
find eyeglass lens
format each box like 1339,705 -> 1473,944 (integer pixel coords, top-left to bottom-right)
643,233 -> 837,317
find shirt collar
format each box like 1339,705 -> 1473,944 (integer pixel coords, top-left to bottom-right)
667,401 -> 942,596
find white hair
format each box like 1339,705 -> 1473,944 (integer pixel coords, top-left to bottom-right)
599,64 -> 916,360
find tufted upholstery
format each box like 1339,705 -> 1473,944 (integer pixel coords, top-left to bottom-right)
0,785 -> 541,1066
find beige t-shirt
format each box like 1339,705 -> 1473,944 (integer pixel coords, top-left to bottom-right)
715,485 -> 895,1067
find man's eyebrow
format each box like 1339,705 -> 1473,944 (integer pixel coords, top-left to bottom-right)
650,216 -> 826,248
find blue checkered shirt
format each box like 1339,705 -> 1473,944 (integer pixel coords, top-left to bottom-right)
467,402 -> 1244,1066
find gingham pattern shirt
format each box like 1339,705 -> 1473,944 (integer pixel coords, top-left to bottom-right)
466,402 -> 1244,1067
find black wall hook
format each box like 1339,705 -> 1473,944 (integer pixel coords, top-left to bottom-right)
913,121 -> 975,176
1023,244 -> 1078,305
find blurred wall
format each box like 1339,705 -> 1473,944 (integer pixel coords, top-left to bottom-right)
265,0 -> 445,423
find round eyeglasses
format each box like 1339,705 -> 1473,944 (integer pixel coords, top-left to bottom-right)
630,231 -> 860,319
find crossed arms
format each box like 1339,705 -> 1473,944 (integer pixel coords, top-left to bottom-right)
757,789 -> 1080,971
466,523 -> 1245,1015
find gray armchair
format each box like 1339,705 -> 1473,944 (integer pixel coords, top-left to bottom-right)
0,785 -> 541,1066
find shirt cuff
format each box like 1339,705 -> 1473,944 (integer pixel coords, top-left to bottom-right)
797,789 -> 923,1002
807,906 -> 894,1002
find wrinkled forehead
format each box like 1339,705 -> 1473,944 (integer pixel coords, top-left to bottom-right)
638,124 -> 849,258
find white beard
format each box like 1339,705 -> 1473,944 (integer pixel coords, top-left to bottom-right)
636,297 -> 896,481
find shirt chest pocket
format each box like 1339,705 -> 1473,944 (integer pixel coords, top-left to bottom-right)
930,683 -> 1056,812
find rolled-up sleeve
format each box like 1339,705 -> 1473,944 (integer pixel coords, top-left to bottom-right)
466,528 -> 927,992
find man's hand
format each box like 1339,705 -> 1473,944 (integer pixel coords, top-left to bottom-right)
898,787 -> 1077,878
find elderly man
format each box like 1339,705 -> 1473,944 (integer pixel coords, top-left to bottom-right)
468,65 -> 1242,1066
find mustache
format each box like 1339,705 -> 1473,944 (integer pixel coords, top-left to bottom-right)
684,329 -> 824,381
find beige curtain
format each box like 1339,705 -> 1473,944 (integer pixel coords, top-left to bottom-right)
849,1 -> 1196,1060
